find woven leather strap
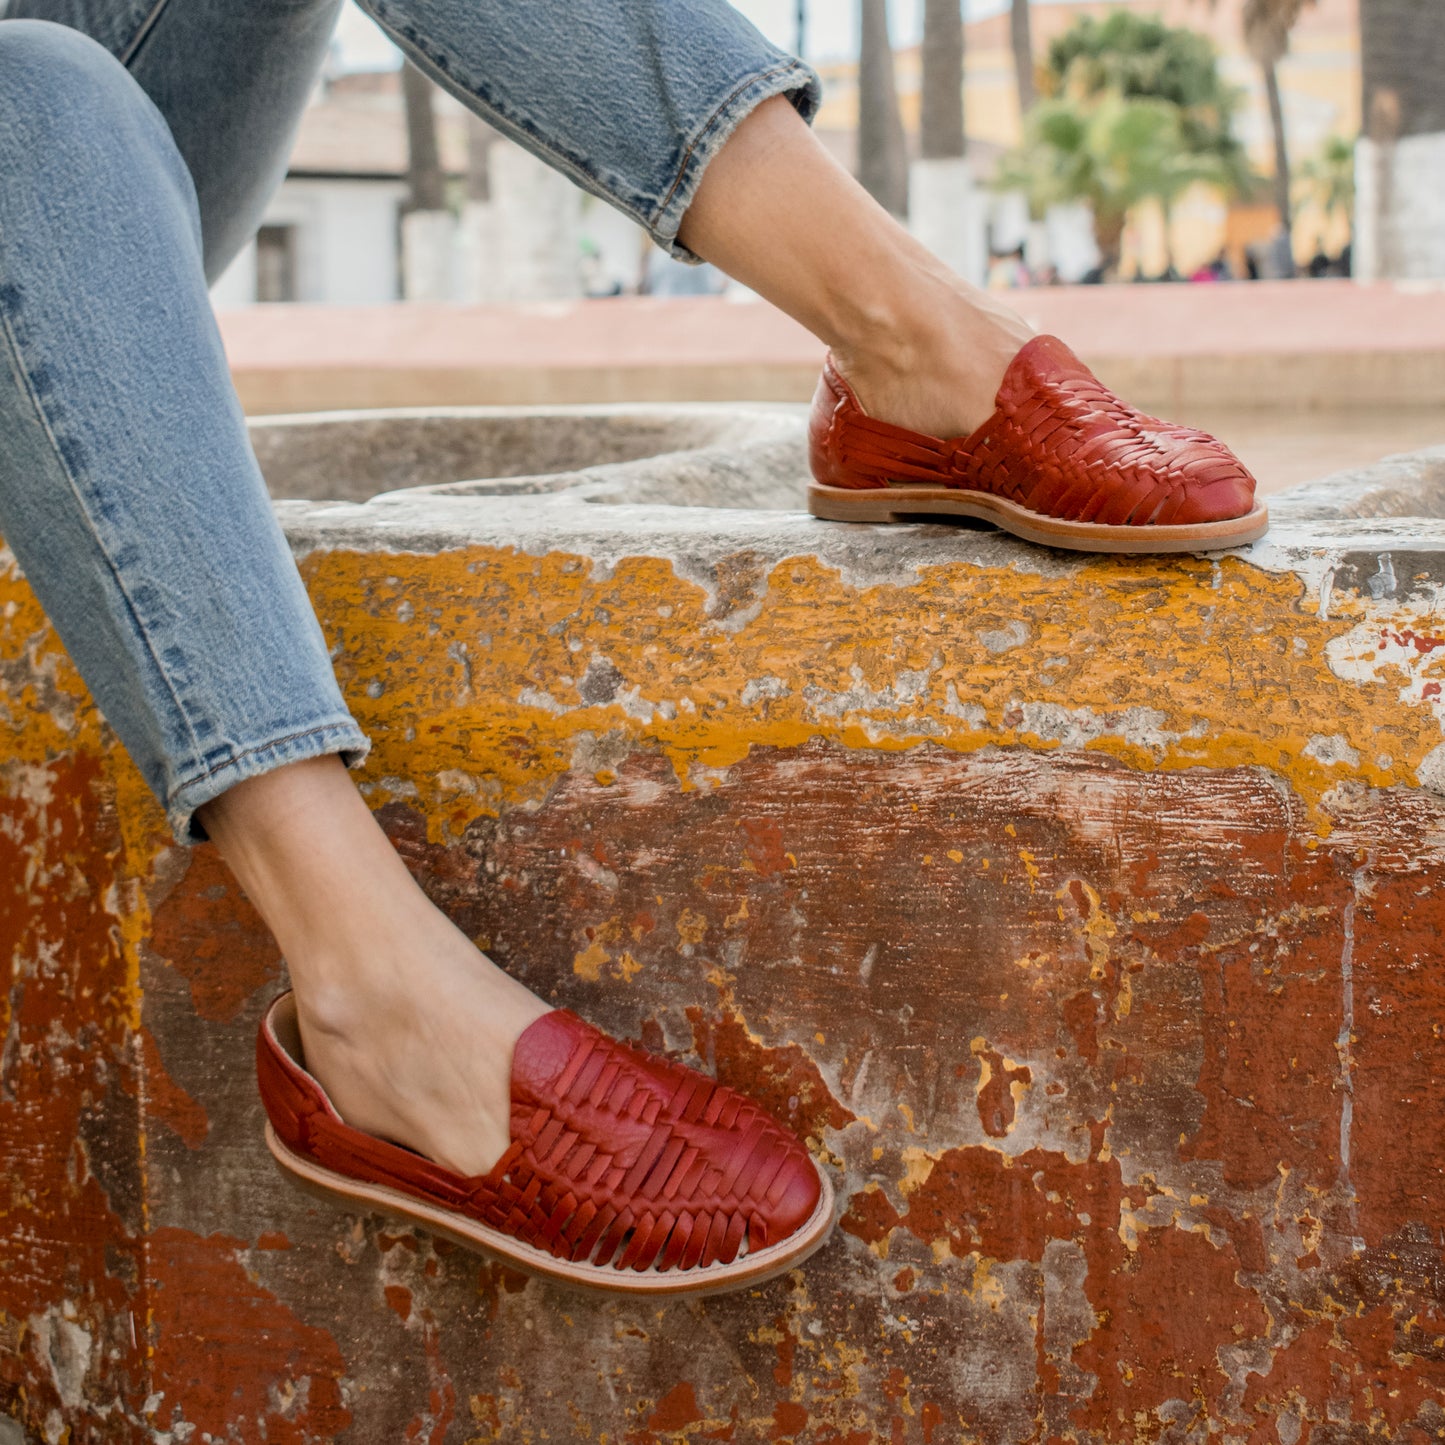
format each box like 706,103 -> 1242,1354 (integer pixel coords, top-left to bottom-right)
810,334 -> 1256,528
258,1000 -> 819,1274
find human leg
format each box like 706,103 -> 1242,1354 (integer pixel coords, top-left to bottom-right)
3,0 -> 342,277
0,20 -> 365,837
351,0 -> 820,259
343,2 -> 1258,548
676,96 -> 1031,441
0,21 -> 531,1179
677,98 -> 1264,550
0,25 -> 830,1265
199,759 -> 548,1175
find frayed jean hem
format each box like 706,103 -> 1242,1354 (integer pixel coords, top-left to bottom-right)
166,717 -> 371,844
655,56 -> 822,263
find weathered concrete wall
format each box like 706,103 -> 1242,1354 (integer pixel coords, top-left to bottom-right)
6,415 -> 1445,1443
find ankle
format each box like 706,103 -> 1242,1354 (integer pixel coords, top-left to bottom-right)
827,265 -> 952,381
828,276 -> 1036,437
290,915 -> 550,1061
291,967 -> 391,1051
832,272 -> 1026,373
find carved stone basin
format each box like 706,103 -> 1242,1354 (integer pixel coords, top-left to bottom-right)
249,403 -> 808,510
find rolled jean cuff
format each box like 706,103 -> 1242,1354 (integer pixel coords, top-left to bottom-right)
166,717 -> 372,844
654,57 -> 822,262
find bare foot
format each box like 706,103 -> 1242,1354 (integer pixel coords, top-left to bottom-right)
199,756 -> 550,1178
292,901 -> 550,1177
672,95 -> 1034,443
829,273 -> 1035,441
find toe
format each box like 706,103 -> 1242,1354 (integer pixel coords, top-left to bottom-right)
761,1141 -> 823,1244
1165,439 -> 1259,524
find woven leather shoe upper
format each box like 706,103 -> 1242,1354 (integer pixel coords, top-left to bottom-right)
258,997 -> 822,1275
809,334 -> 1258,527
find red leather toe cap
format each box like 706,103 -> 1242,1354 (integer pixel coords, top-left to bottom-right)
509,1010 -> 823,1270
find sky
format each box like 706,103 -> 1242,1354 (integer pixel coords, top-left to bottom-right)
333,0 -> 1027,72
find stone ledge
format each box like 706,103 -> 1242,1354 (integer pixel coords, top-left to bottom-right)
1270,442 -> 1445,521
7,423 -> 1445,1441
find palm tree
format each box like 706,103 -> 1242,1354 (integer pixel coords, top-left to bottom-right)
857,0 -> 909,216
1010,0 -> 1036,117
400,61 -> 452,300
464,114 -> 496,204
1240,0 -> 1309,248
1045,14 -> 1252,197
920,0 -> 965,162
1359,0 -> 1445,278
1001,16 -> 1249,276
401,61 -> 445,216
1001,94 -> 1233,272
1295,134 -> 1354,237
915,0 -> 980,279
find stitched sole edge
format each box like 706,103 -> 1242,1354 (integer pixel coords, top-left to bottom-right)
807,483 -> 1270,554
265,1123 -> 837,1297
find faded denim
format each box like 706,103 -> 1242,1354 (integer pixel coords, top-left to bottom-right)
0,4 -> 819,840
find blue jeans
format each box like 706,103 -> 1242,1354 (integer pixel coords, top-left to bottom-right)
0,3 -> 819,841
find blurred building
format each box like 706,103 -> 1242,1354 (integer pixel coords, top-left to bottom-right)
211,66 -> 676,307
212,0 -> 1362,304
814,0 -> 1360,277
211,71 -> 467,307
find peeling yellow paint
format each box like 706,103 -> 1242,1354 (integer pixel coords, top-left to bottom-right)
972,1041 -> 994,1101
898,1146 -> 935,1197
967,1258 -> 1008,1311
572,941 -> 607,982
259,547 -> 1445,844
1119,1208 -> 1143,1251
1017,849 -> 1041,893
675,909 -> 708,947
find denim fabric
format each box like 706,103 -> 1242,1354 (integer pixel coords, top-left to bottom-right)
3,0 -> 821,279
360,0 -> 821,262
0,3 -> 818,840
0,21 -> 369,839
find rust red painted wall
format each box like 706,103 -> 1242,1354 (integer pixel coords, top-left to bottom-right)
0,756 -> 148,1437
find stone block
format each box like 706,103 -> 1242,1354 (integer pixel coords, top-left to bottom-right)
7,408 -> 1445,1441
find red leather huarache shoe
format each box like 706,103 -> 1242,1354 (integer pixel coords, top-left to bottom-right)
808,334 -> 1268,553
258,992 -> 834,1295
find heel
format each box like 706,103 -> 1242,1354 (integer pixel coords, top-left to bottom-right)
807,483 -> 906,524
